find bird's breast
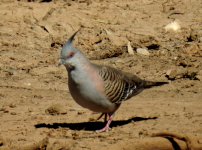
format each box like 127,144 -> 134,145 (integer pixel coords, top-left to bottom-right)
67,67 -> 115,113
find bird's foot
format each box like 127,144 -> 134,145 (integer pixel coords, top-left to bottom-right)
95,113 -> 113,132
96,125 -> 111,133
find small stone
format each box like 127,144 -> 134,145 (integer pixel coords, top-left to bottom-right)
127,41 -> 134,55
166,68 -> 198,80
136,48 -> 150,56
166,68 -> 185,80
45,104 -> 67,115
164,20 -> 181,32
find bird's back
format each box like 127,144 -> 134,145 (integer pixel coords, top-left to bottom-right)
94,64 -> 146,104
94,64 -> 168,104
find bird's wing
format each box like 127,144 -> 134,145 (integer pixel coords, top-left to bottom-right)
95,64 -> 145,104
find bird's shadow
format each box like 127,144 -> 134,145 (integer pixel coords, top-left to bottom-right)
35,116 -> 157,131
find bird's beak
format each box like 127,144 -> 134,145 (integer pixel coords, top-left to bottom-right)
58,59 -> 74,70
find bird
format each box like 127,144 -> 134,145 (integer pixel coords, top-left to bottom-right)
59,30 -> 168,132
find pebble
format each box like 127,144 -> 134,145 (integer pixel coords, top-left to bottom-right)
164,20 -> 181,32
166,68 -> 198,80
45,104 -> 67,115
136,48 -> 150,56
127,41 -> 134,55
166,68 -> 186,80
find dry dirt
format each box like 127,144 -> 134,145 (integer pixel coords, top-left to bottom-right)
0,0 -> 202,149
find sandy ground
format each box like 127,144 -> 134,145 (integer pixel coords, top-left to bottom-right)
0,0 -> 202,149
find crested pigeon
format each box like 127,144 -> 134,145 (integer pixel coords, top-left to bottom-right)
59,30 -> 168,132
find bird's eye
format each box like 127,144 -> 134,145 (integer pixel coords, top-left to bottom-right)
67,52 -> 75,58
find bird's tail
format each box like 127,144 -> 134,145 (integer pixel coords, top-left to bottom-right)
143,80 -> 168,88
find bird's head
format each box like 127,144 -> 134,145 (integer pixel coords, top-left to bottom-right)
59,30 -> 81,70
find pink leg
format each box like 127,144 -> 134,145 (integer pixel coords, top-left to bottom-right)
96,113 -> 114,132
96,113 -> 108,122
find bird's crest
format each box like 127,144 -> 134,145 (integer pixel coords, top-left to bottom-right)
61,29 -> 80,57
65,29 -> 80,48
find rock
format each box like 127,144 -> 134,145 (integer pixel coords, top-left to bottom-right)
164,20 -> 181,32
108,34 -> 128,47
45,103 -> 67,115
166,68 -> 187,80
166,68 -> 198,80
127,41 -> 134,55
136,48 -> 150,56
166,69 -> 179,80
